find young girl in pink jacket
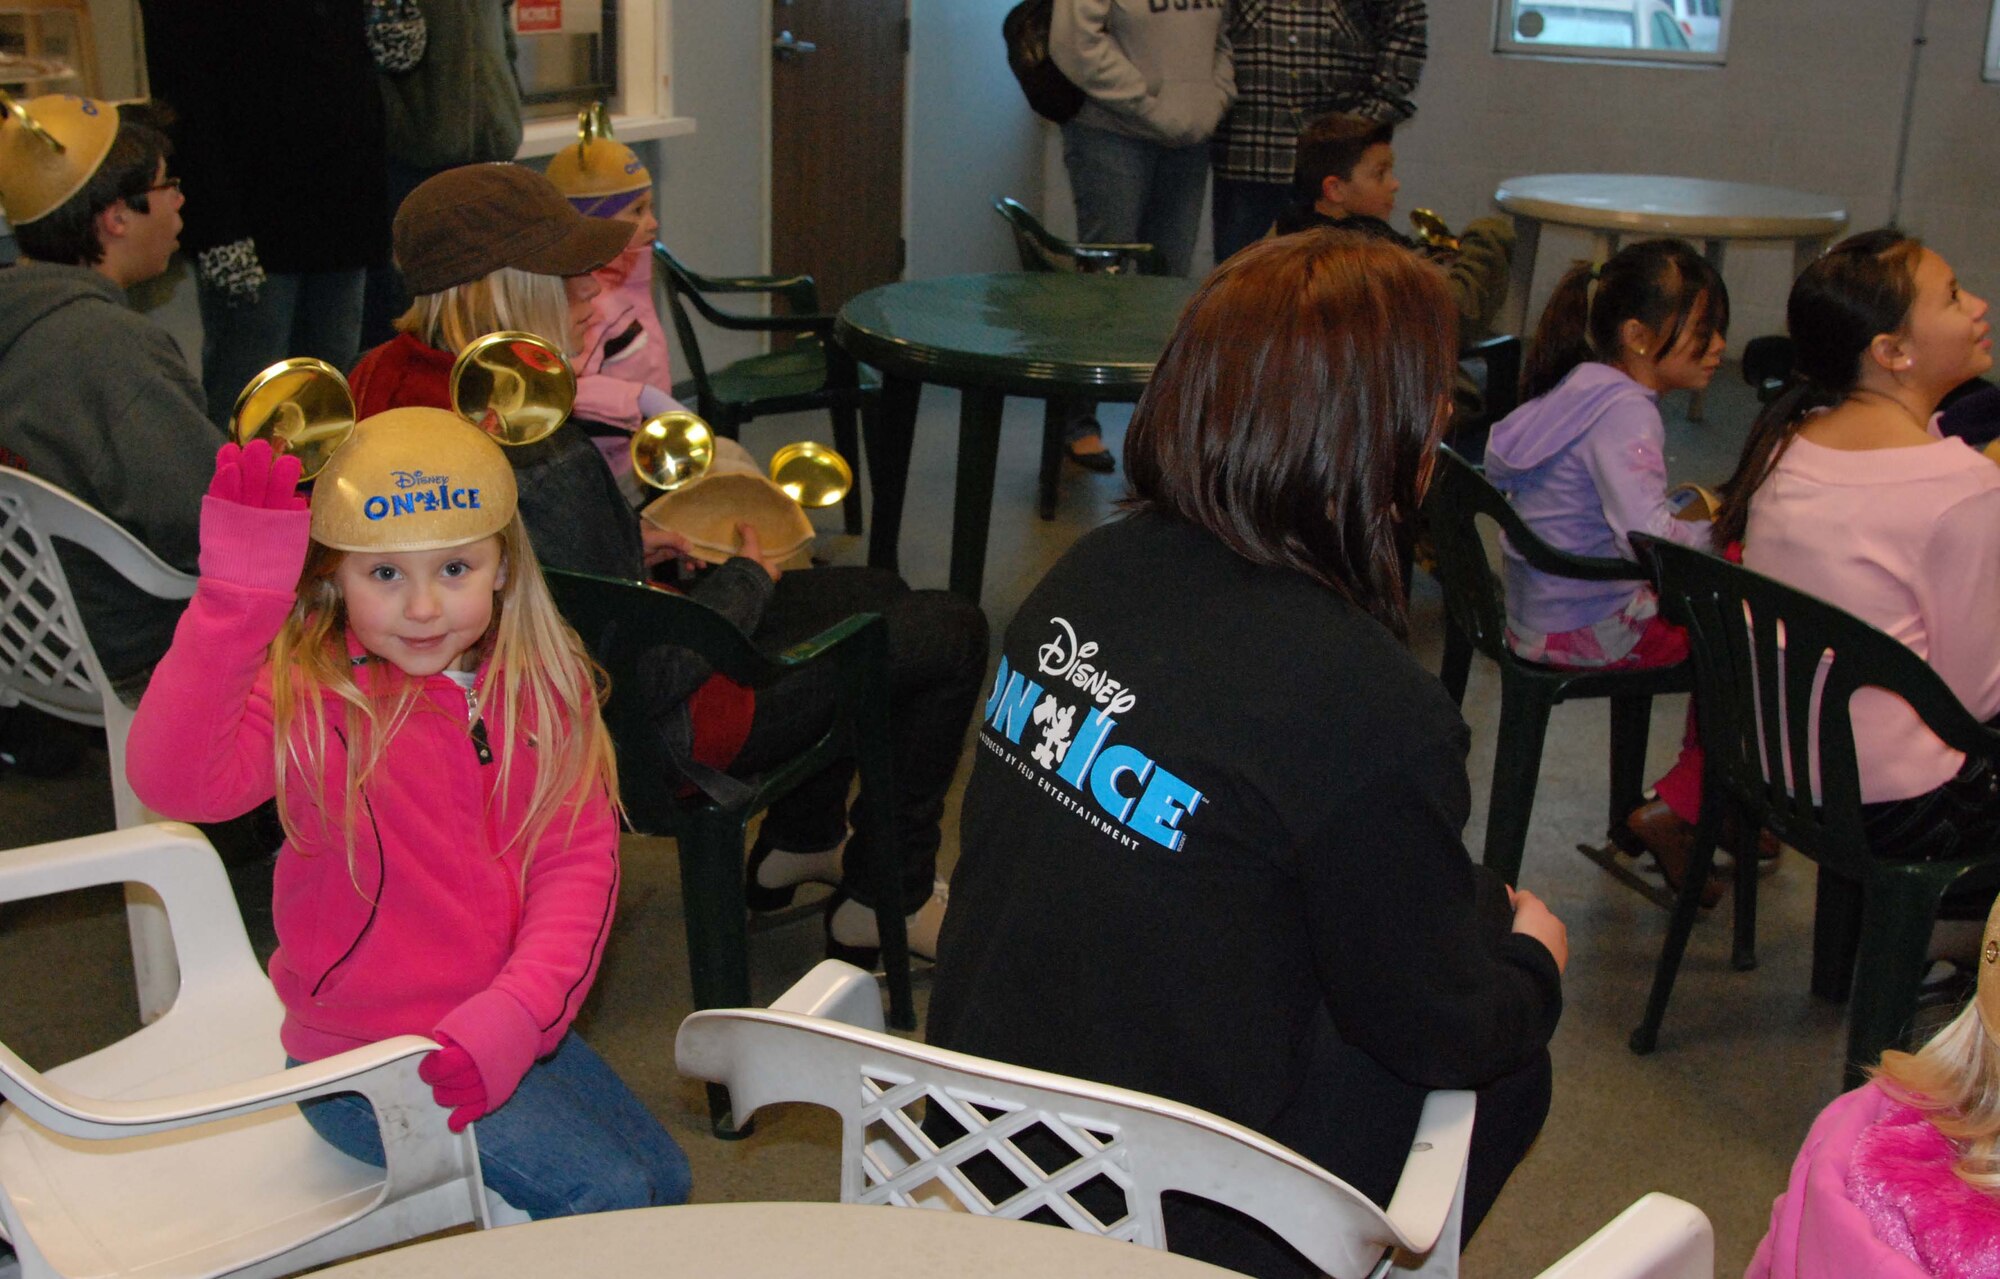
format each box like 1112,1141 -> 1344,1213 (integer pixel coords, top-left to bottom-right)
126,417 -> 690,1217
1750,893 -> 2000,1278
546,125 -> 684,504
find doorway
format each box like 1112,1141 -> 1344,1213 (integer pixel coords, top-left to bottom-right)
769,0 -> 907,313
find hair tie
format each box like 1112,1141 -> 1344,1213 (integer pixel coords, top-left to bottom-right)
1590,262 -> 1603,280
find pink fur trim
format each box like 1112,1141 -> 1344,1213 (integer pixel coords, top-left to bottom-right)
1846,1103 -> 2000,1279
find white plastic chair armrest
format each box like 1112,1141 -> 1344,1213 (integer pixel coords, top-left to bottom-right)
1532,1193 -> 1714,1279
0,824 -> 217,907
769,959 -> 887,1031
0,1035 -> 440,1138
1380,1089 -> 1475,1256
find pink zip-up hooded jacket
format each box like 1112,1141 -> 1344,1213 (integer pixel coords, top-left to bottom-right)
126,496 -> 620,1112
573,242 -> 686,486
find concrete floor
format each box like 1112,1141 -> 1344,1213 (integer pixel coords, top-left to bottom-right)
0,366 -> 1937,1276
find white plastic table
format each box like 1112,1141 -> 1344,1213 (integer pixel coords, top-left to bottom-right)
1494,174 -> 1848,414
315,1201 -> 1245,1278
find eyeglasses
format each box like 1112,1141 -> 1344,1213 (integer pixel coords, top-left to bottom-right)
141,176 -> 182,196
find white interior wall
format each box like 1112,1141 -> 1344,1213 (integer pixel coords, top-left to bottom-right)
1037,0 -> 2000,343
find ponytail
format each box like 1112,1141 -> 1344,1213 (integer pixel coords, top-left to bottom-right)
1710,228 -> 1925,551
1520,261 -> 1599,402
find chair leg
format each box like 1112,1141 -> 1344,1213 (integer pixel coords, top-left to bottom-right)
1629,816 -> 1724,1055
830,400 -> 865,536
1842,870 -> 1952,1090
1606,694 -> 1654,832
1481,673 -> 1554,886
1037,400 -> 1067,521
675,809 -> 758,1139
1439,619 -> 1473,708
1811,869 -> 1864,1003
1729,809 -> 1759,972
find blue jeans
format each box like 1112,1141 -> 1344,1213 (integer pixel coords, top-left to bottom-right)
1059,120 -> 1209,280
1211,177 -> 1295,264
199,269 -> 367,431
293,1033 -> 692,1219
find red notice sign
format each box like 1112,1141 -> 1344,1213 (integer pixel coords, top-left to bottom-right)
516,1 -> 562,33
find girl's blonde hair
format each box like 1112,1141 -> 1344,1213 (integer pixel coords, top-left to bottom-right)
267,512 -> 619,882
395,266 -> 577,358
1873,997 -> 2000,1196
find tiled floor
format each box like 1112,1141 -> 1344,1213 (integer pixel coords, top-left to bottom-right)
0,365 -> 1931,1275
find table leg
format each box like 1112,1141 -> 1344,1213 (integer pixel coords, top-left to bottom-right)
865,373 -> 921,573
949,388 -> 1007,602
1502,215 -> 1541,338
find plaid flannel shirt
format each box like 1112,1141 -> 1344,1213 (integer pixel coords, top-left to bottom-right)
1214,0 -> 1427,185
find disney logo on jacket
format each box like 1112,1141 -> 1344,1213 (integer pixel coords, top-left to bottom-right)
983,648 -> 1203,853
1036,617 -> 1138,715
362,474 -> 484,521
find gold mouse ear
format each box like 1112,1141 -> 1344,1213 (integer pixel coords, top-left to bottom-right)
630,411 -> 716,492
0,90 -> 119,226
448,331 -> 576,446
231,359 -> 358,480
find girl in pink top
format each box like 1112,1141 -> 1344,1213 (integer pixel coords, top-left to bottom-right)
546,126 -> 685,504
1715,229 -> 2000,859
1750,894 -> 2000,1278
126,417 -> 690,1217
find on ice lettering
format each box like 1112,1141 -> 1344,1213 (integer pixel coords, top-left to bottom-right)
985,655 -> 1203,852
363,474 -> 483,522
1035,617 -> 1138,714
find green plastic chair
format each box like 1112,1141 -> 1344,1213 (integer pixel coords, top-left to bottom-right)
652,243 -> 874,536
1629,536 -> 2000,1087
1421,447 -> 1692,885
542,567 -> 914,1136
992,197 -> 1163,521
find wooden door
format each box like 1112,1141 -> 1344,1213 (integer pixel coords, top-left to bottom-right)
769,0 -> 906,314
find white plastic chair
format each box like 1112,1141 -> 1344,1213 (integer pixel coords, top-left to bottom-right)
676,960 -> 1476,1279
1533,1193 -> 1714,1278
0,467 -> 196,1022
0,822 -> 517,1279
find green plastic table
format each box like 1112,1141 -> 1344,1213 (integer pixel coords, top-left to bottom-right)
835,272 -> 1193,601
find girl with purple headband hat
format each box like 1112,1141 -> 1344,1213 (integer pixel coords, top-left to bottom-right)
545,114 -> 682,504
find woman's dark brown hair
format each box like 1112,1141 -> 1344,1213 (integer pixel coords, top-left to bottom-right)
1710,228 -> 1925,548
1123,228 -> 1457,638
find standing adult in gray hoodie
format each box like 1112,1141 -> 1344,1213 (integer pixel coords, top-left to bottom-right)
0,96 -> 223,703
1049,0 -> 1234,468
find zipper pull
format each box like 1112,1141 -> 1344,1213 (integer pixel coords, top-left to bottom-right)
470,718 -> 494,765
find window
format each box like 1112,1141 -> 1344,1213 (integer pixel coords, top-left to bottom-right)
512,1 -> 621,121
1986,0 -> 2000,82
1496,0 -> 1729,64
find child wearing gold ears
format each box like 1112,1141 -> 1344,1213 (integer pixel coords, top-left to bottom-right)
543,112 -> 685,505
126,417 -> 691,1217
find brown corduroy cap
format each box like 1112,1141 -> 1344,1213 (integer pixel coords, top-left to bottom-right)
393,162 -> 631,296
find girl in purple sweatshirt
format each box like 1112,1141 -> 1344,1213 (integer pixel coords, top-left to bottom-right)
127,417 -> 690,1217
1483,239 -> 1729,890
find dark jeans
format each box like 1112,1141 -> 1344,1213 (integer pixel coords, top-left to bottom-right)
1861,736 -> 2000,868
730,567 -> 988,913
294,1033 -> 691,1220
1166,868 -> 1552,1278
1211,176 -> 1294,263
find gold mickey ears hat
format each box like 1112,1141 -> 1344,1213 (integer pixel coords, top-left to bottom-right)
310,408 -> 519,553
1979,892 -> 2000,1049
0,92 -> 120,226
545,103 -> 650,200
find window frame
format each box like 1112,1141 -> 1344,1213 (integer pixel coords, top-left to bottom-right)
1494,0 -> 1731,67
515,0 -> 692,158
1985,0 -> 2000,83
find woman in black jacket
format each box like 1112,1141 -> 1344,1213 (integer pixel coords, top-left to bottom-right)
929,229 -> 1568,1279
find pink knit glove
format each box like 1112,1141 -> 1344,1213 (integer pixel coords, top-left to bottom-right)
207,440 -> 305,511
418,1034 -> 490,1133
